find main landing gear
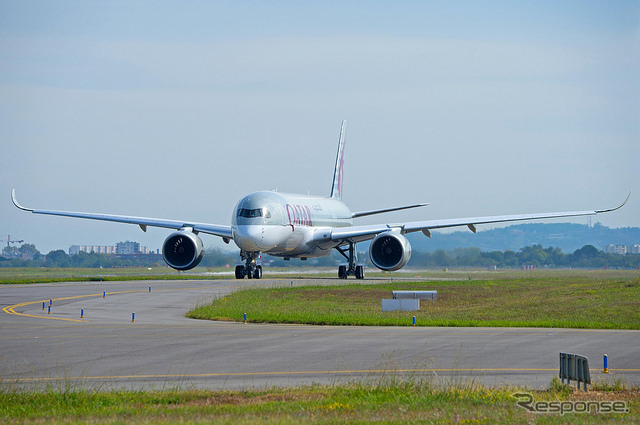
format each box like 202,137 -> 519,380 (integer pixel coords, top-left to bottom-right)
235,251 -> 263,279
335,242 -> 365,279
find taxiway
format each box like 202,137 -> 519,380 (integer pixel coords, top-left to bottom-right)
1,279 -> 638,390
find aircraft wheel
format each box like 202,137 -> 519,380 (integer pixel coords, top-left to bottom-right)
235,265 -> 245,279
338,265 -> 347,279
253,266 -> 262,279
355,265 -> 364,280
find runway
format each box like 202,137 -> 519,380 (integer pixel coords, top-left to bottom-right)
2,279 -> 639,391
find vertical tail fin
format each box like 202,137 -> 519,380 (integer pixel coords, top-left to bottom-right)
330,120 -> 347,199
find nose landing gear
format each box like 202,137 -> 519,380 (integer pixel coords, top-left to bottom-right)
235,251 -> 263,279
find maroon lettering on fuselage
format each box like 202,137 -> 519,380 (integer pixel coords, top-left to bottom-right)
285,204 -> 313,228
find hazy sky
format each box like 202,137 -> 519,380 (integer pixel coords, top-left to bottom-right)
1,1 -> 638,254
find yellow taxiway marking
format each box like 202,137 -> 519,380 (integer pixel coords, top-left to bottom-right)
2,287 -> 201,323
6,368 -> 640,383
3,298 -> 89,323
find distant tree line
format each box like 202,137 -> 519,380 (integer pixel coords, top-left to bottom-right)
0,249 -> 166,268
1,244 -> 638,269
410,244 -> 640,269
0,244 -> 241,269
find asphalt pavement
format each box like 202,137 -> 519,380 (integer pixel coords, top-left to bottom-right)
1,278 -> 638,391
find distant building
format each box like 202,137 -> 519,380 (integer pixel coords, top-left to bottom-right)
116,241 -> 139,255
70,241 -> 152,256
602,244 -> 636,255
69,245 -> 116,255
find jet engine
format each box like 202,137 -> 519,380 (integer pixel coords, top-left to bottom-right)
162,230 -> 204,271
369,231 -> 412,271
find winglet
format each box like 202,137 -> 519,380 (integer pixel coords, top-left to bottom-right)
11,189 -> 34,212
596,191 -> 631,214
330,120 -> 347,200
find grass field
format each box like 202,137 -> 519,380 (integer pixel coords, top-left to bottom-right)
0,266 -> 449,284
0,266 -> 342,284
1,379 -> 638,424
0,266 -> 228,284
188,270 -> 640,329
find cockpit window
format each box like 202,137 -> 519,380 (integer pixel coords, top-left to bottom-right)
238,208 -> 271,218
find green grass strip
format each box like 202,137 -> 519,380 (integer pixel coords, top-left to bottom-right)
189,274 -> 640,329
1,380 -> 637,424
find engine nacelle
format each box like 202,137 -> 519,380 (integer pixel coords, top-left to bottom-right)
369,231 -> 412,271
162,230 -> 204,271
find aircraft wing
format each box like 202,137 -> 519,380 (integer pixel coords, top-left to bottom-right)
331,193 -> 630,244
11,189 -> 233,240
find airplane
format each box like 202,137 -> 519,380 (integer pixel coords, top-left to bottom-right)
12,121 -> 629,279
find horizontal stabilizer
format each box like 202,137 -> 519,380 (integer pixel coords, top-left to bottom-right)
352,203 -> 429,218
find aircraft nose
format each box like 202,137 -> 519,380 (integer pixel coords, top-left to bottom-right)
234,225 -> 274,251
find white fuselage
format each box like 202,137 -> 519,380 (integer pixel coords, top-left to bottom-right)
231,191 -> 352,258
